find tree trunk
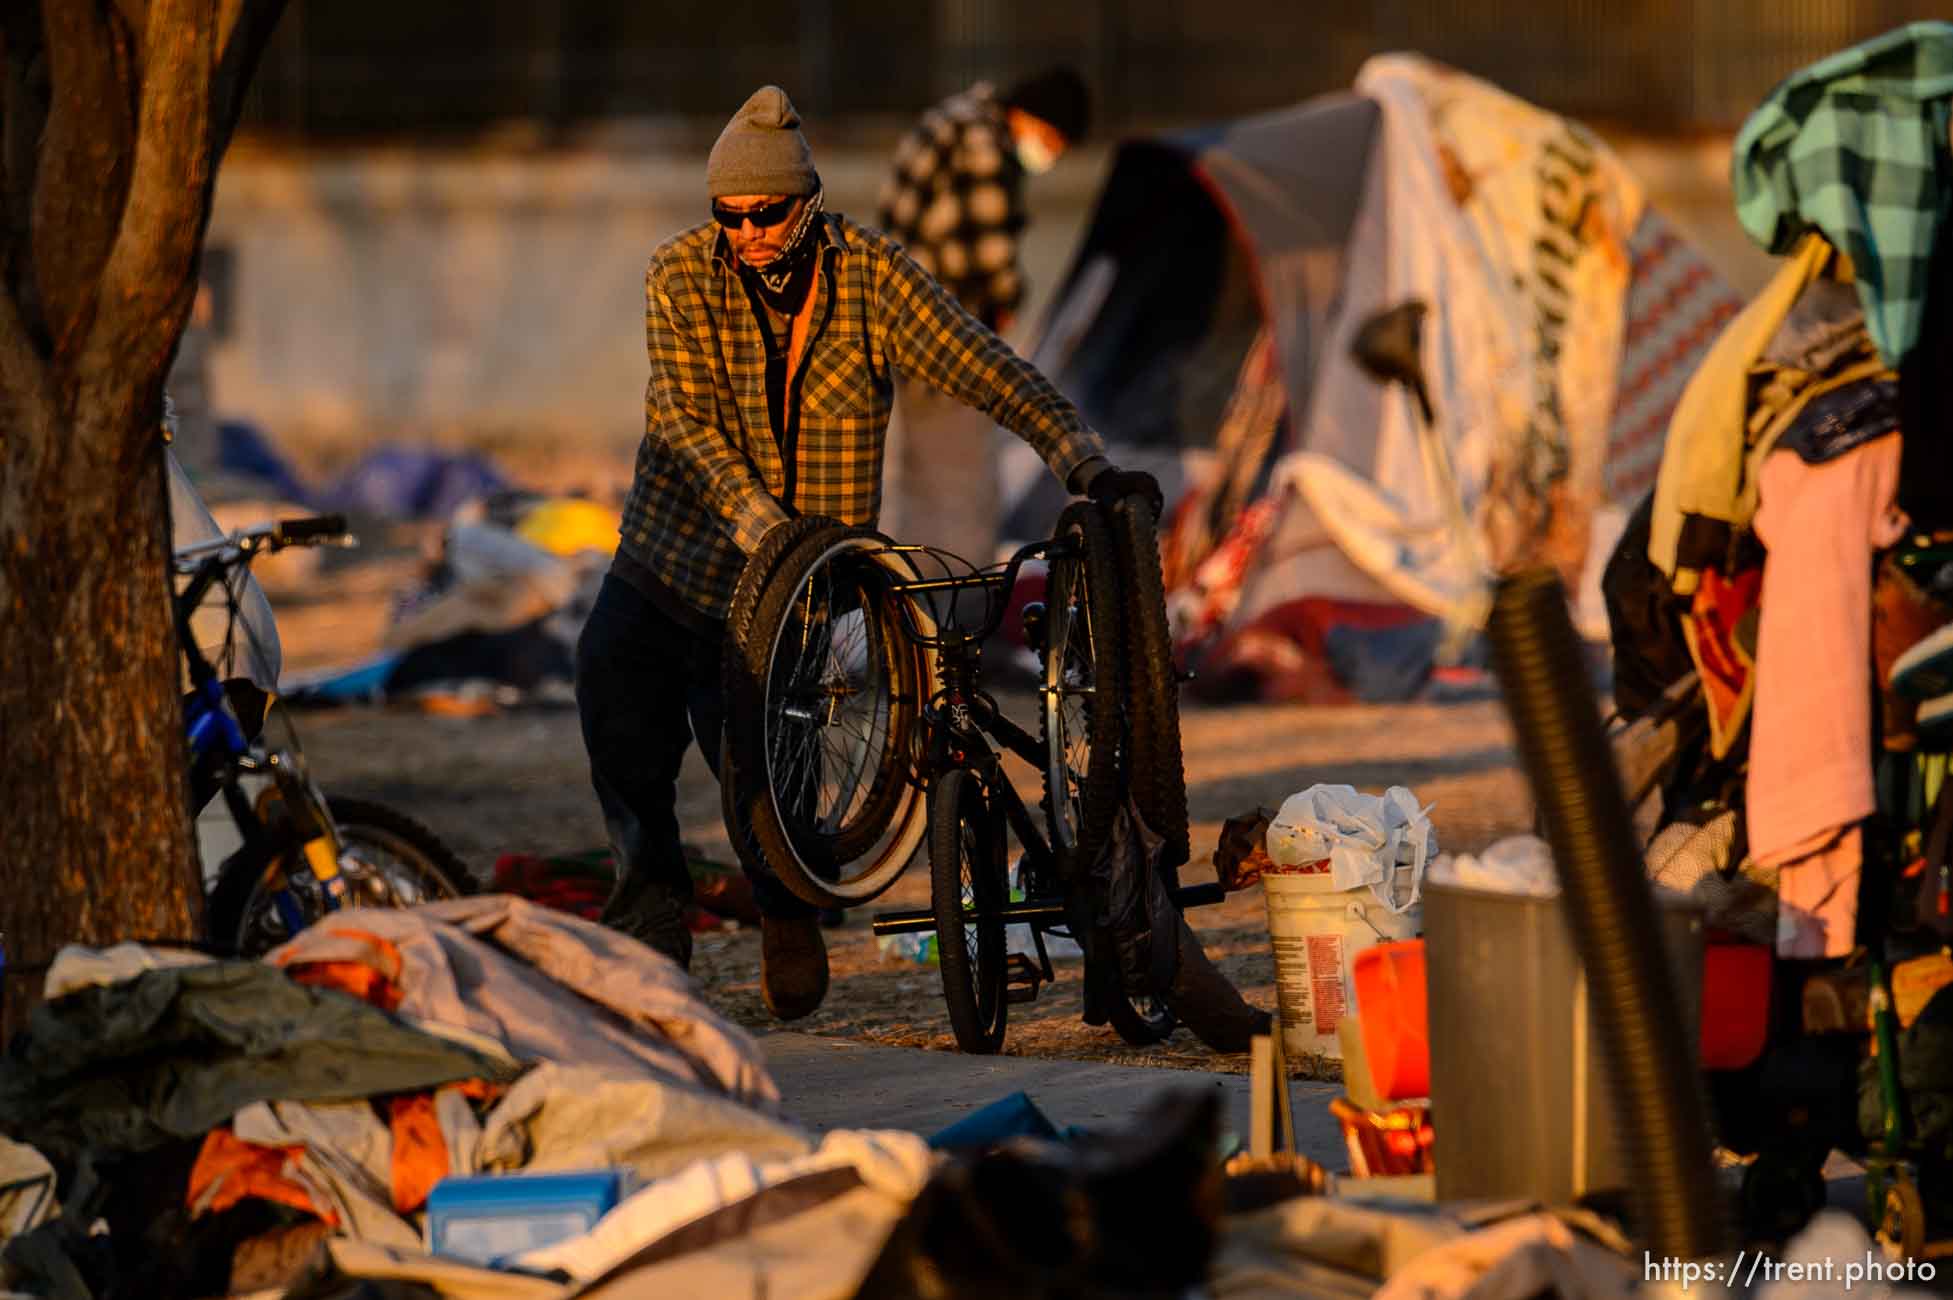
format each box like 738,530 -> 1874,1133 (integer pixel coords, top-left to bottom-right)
0,0 -> 291,1037
0,407 -> 198,1036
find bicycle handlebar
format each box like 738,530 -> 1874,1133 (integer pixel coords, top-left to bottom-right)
172,515 -> 353,571
880,535 -> 1067,648
276,513 -> 348,545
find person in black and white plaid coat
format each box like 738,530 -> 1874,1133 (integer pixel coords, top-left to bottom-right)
878,67 -> 1091,334
877,67 -> 1092,568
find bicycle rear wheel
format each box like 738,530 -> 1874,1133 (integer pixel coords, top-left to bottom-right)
1041,501 -> 1125,876
930,768 -> 1008,1054
724,524 -> 930,907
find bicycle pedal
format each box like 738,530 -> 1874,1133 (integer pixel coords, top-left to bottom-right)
1005,952 -> 1045,1004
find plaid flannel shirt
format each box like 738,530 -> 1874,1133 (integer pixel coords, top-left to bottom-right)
876,83 -> 1026,329
1733,20 -> 1953,367
619,212 -> 1103,622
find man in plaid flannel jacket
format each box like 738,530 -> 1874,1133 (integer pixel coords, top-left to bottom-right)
577,85 -> 1158,1020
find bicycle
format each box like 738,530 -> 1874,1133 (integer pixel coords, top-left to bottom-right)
174,473 -> 468,957
718,502 -> 1222,1054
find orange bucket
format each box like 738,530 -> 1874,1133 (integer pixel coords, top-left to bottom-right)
1352,939 -> 1429,1101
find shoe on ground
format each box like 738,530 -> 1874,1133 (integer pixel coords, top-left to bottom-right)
600,880 -> 693,972
762,914 -> 830,1020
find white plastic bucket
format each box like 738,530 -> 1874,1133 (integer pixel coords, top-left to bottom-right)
1264,866 -> 1421,1062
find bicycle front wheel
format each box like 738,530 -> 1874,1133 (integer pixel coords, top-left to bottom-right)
930,768 -> 1007,1054
1108,496 -> 1190,869
1041,501 -> 1126,876
328,795 -> 472,906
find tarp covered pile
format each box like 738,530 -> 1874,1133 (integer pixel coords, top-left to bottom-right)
1009,54 -> 1742,702
0,896 -> 1665,1299
0,898 -> 923,1298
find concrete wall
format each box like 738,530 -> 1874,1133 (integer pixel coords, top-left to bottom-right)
202,130 -> 1773,464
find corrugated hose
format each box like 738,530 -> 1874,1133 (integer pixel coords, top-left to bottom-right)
1487,568 -> 1727,1261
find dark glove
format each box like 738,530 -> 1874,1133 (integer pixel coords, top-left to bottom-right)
1086,466 -> 1164,520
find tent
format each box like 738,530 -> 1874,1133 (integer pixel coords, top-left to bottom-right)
1002,54 -> 1741,668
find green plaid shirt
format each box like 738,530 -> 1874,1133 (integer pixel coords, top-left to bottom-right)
620,212 -> 1103,621
1734,20 -> 1953,367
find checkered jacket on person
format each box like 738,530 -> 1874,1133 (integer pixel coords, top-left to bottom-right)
619,211 -> 1104,622
1733,20 -> 1953,368
876,82 -> 1026,330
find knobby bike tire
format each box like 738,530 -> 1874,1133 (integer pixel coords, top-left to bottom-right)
1108,496 -> 1191,870
722,516 -> 841,691
1041,501 -> 1126,878
205,838 -> 282,958
720,515 -> 847,899
206,795 -> 468,957
723,522 -> 929,907
930,768 -> 1007,1054
326,795 -> 473,903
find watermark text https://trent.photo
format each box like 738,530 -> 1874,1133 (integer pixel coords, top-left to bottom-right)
1645,1250 -> 1938,1291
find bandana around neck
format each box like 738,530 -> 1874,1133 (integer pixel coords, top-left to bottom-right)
744,189 -> 826,314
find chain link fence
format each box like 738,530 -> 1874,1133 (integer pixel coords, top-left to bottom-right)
241,0 -> 1950,139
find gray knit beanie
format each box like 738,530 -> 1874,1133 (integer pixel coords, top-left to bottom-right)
707,86 -> 819,199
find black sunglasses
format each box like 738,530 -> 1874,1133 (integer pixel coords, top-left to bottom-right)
713,196 -> 798,230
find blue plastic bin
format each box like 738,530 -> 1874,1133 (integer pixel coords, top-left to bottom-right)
426,1170 -> 630,1266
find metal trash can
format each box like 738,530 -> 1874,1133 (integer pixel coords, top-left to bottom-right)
1424,880 -> 1704,1205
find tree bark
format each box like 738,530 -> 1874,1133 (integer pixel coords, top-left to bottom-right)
0,0 -> 287,1037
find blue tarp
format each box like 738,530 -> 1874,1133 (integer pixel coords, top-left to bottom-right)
214,423 -> 511,521
218,420 -> 314,505
320,448 -> 511,521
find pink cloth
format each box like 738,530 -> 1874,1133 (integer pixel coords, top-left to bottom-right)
1748,437 -> 1906,957
1774,826 -> 1864,959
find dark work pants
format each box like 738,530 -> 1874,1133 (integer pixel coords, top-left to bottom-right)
574,573 -> 815,920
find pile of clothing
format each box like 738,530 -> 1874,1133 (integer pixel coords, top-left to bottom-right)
1607,21 -> 1953,960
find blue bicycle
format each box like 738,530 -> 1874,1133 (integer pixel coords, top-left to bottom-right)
173,461 -> 467,956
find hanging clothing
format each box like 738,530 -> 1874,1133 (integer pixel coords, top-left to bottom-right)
1647,235 -> 1885,592
1732,20 -> 1953,370
1747,436 -> 1909,958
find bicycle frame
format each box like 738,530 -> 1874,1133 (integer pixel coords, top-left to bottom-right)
869,536 -> 1222,945
176,522 -> 352,939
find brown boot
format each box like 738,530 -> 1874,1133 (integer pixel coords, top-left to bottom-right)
761,914 -> 830,1020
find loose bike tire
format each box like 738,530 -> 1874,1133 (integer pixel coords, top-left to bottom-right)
930,768 -> 1008,1054
1041,501 -> 1126,878
723,523 -> 930,907
1108,496 -> 1191,869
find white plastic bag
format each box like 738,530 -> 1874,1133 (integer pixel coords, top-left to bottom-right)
1266,784 -> 1437,914
1426,834 -> 1559,897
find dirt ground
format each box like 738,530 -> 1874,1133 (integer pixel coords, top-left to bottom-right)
295,684 -> 1533,1078
243,493 -> 1535,1078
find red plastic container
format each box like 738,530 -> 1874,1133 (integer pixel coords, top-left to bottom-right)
1354,934 -> 1771,1100
1700,939 -> 1771,1071
1353,940 -> 1430,1101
